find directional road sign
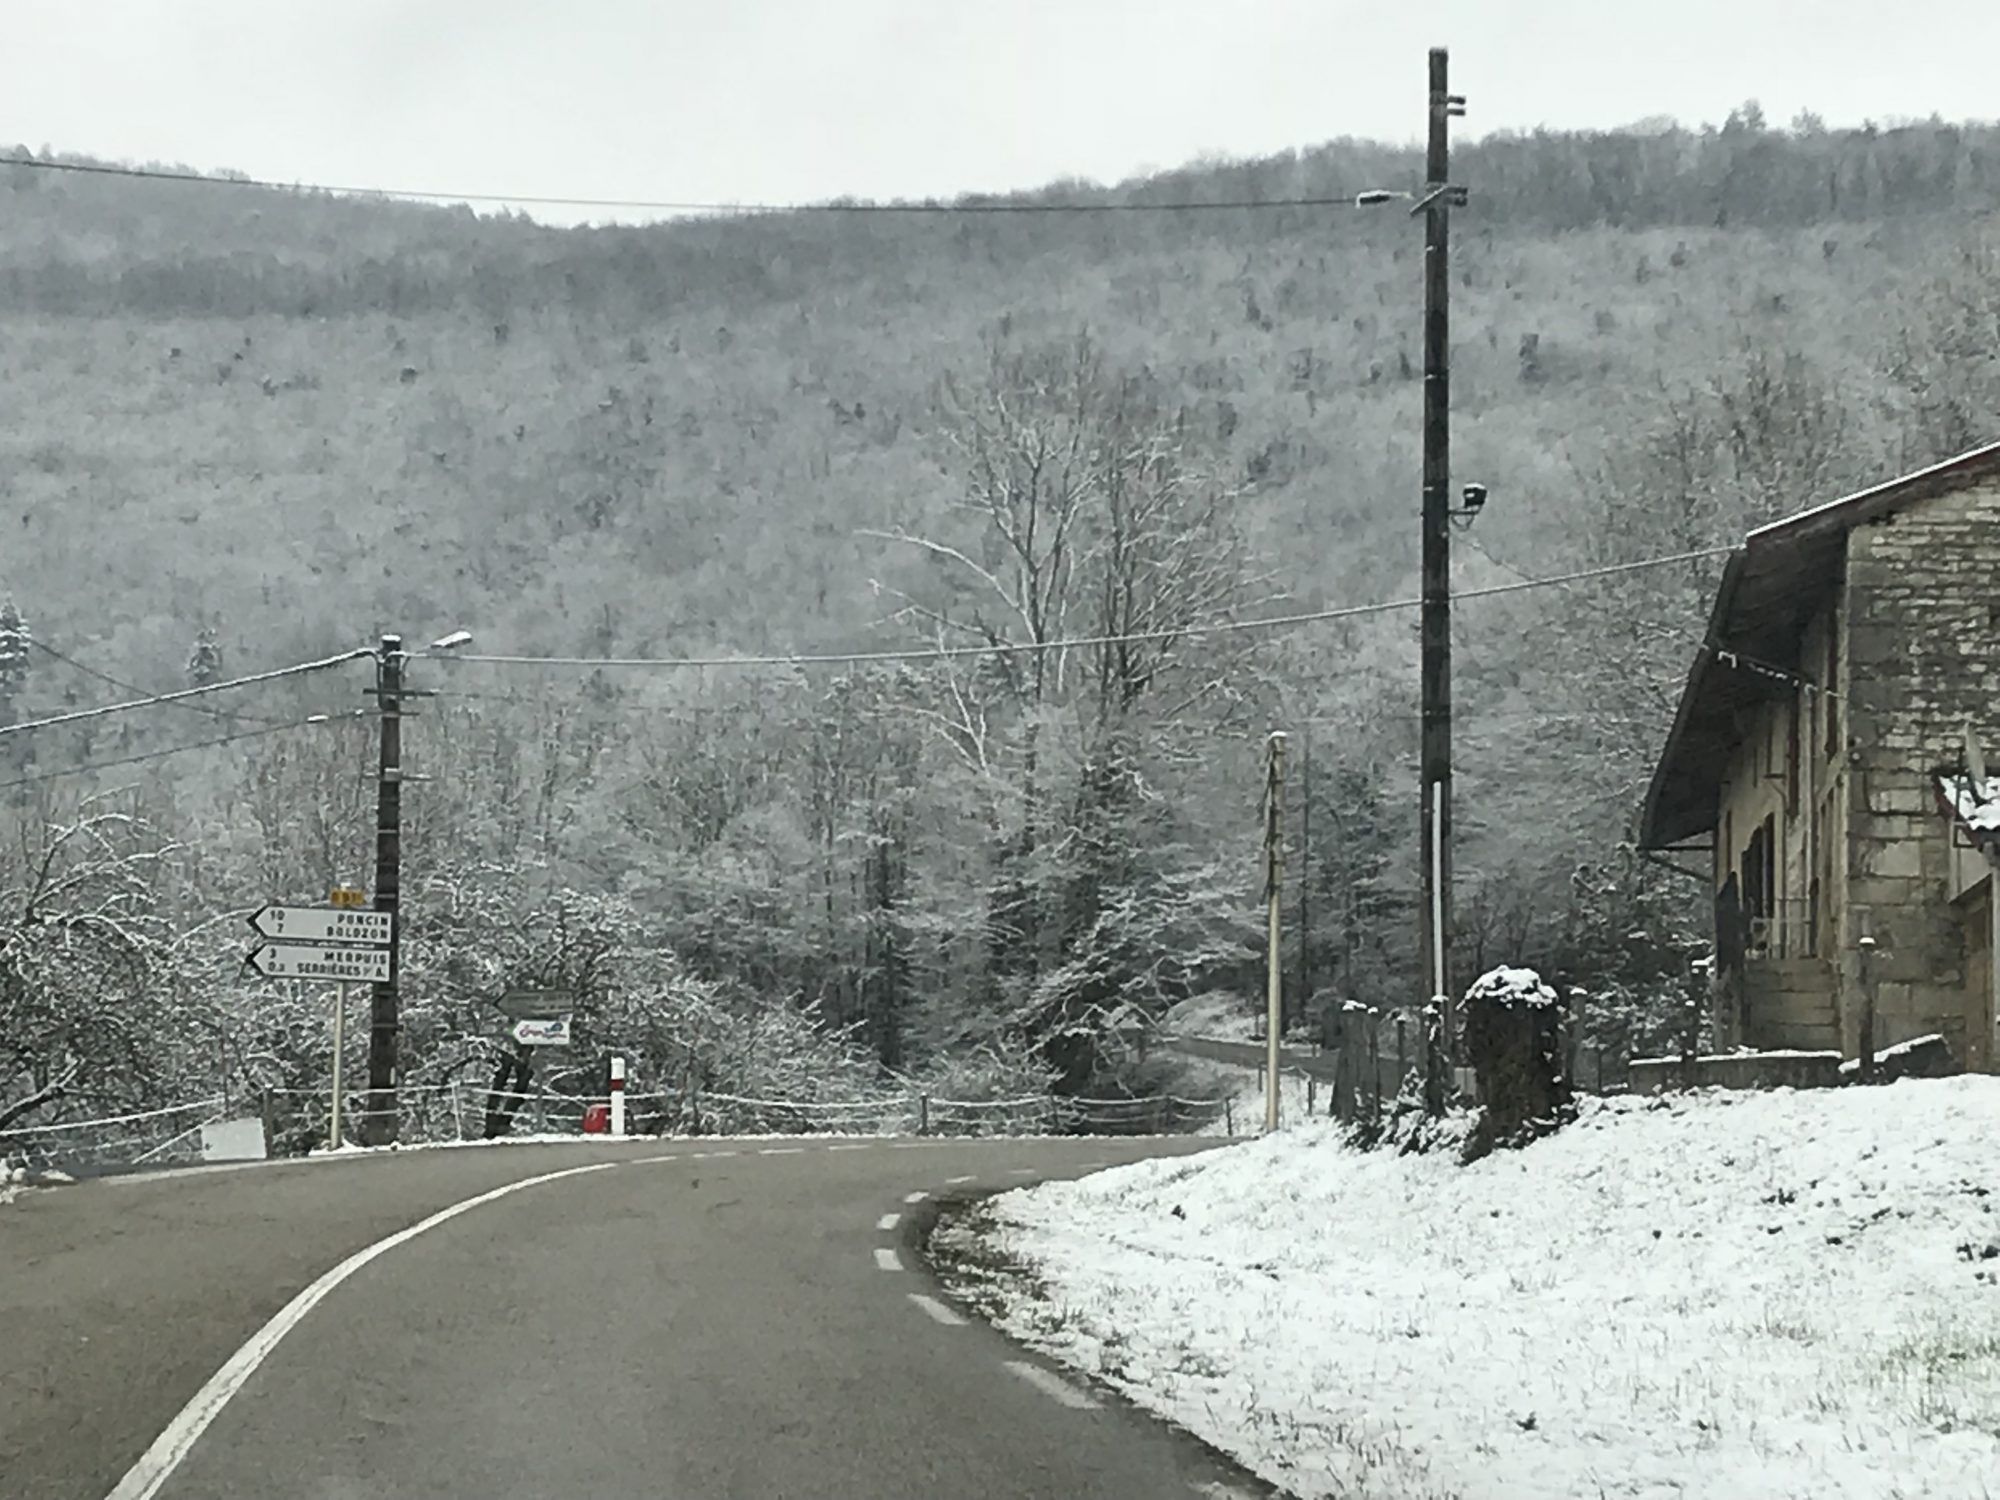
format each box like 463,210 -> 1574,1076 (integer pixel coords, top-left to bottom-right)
499,989 -> 572,1021
248,943 -> 392,984
248,905 -> 392,946
512,1016 -> 572,1046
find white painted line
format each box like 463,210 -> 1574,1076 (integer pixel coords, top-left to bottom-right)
873,1247 -> 904,1272
758,1147 -> 805,1156
946,1174 -> 976,1184
908,1293 -> 967,1326
708,1149 -> 739,1158
890,1142 -> 929,1150
876,1212 -> 901,1231
902,1190 -> 929,1205
103,1161 -> 620,1500
1003,1359 -> 1100,1410
1081,1161 -> 1109,1170
828,1143 -> 872,1152
1009,1168 -> 1036,1177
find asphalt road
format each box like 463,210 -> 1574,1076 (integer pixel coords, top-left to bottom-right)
1164,1033 -> 1340,1080
1,1134 -> 1258,1500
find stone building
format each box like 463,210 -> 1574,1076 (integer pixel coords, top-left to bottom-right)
1639,441 -> 2000,1072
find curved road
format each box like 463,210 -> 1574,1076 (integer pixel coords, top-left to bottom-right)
1,1134 -> 1257,1499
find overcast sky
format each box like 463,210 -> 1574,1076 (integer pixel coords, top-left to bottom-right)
6,0 -> 1996,225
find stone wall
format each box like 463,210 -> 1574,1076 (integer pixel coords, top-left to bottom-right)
1842,473 -> 2000,1064
1630,1049 -> 1843,1094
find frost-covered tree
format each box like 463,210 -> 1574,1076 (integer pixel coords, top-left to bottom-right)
186,627 -> 222,688
0,600 -> 30,729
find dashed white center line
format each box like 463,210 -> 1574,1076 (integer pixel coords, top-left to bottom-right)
902,1190 -> 928,1205
1004,1360 -> 1100,1409
945,1174 -> 976,1185
873,1247 -> 904,1272
758,1147 -> 805,1156
1081,1161 -> 1108,1170
1008,1167 -> 1036,1177
876,1212 -> 901,1231
908,1293 -> 967,1326
708,1150 -> 739,1158
828,1143 -> 872,1152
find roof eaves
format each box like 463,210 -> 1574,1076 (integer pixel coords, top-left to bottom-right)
1638,550 -> 1748,850
1748,440 -> 2000,549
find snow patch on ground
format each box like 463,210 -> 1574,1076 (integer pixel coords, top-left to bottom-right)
973,1078 -> 2000,1499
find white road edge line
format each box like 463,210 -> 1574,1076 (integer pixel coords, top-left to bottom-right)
1008,1168 -> 1036,1177
1003,1359 -> 1100,1410
103,1160 -> 621,1500
946,1174 -> 975,1184
901,1190 -> 928,1205
873,1247 -> 904,1272
758,1147 -> 805,1156
876,1212 -> 901,1231
827,1143 -> 873,1152
908,1293 -> 967,1326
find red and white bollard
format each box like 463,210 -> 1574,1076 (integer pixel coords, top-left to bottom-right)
609,1055 -> 627,1138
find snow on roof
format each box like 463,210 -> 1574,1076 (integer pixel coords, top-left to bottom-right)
1938,773 -> 2000,838
978,1076 -> 2000,1498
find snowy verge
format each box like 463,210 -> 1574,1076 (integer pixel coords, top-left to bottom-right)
947,1078 -> 2000,1500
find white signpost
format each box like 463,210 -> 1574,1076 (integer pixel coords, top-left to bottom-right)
512,1016 -> 576,1048
512,1016 -> 572,1047
248,944 -> 393,984
249,904 -> 393,946
245,894 -> 392,1150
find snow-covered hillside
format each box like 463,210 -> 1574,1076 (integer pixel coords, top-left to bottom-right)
959,1078 -> 2000,1499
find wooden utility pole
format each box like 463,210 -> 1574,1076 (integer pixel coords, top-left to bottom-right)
1296,723 -> 1311,1041
365,634 -> 404,1145
1419,48 -> 1466,1113
1264,731 -> 1287,1133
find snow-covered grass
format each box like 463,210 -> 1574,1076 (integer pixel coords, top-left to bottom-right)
1180,1059 -> 1317,1137
964,1078 -> 2000,1499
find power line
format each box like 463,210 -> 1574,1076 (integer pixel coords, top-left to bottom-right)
429,544 -> 1739,673
28,639 -> 283,726
3,156 -> 1389,218
0,710 -> 368,791
1461,535 -> 1838,698
0,647 -> 375,739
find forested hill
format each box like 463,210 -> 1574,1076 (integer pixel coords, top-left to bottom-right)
1,109 -> 1997,1118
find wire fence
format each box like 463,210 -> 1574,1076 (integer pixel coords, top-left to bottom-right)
150,1078 -> 1247,1164
0,1096 -> 230,1172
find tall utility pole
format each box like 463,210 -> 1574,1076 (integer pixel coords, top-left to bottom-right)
1296,724 -> 1312,1041
365,633 -> 404,1145
1419,48 -> 1466,1112
1264,731 -> 1287,1134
